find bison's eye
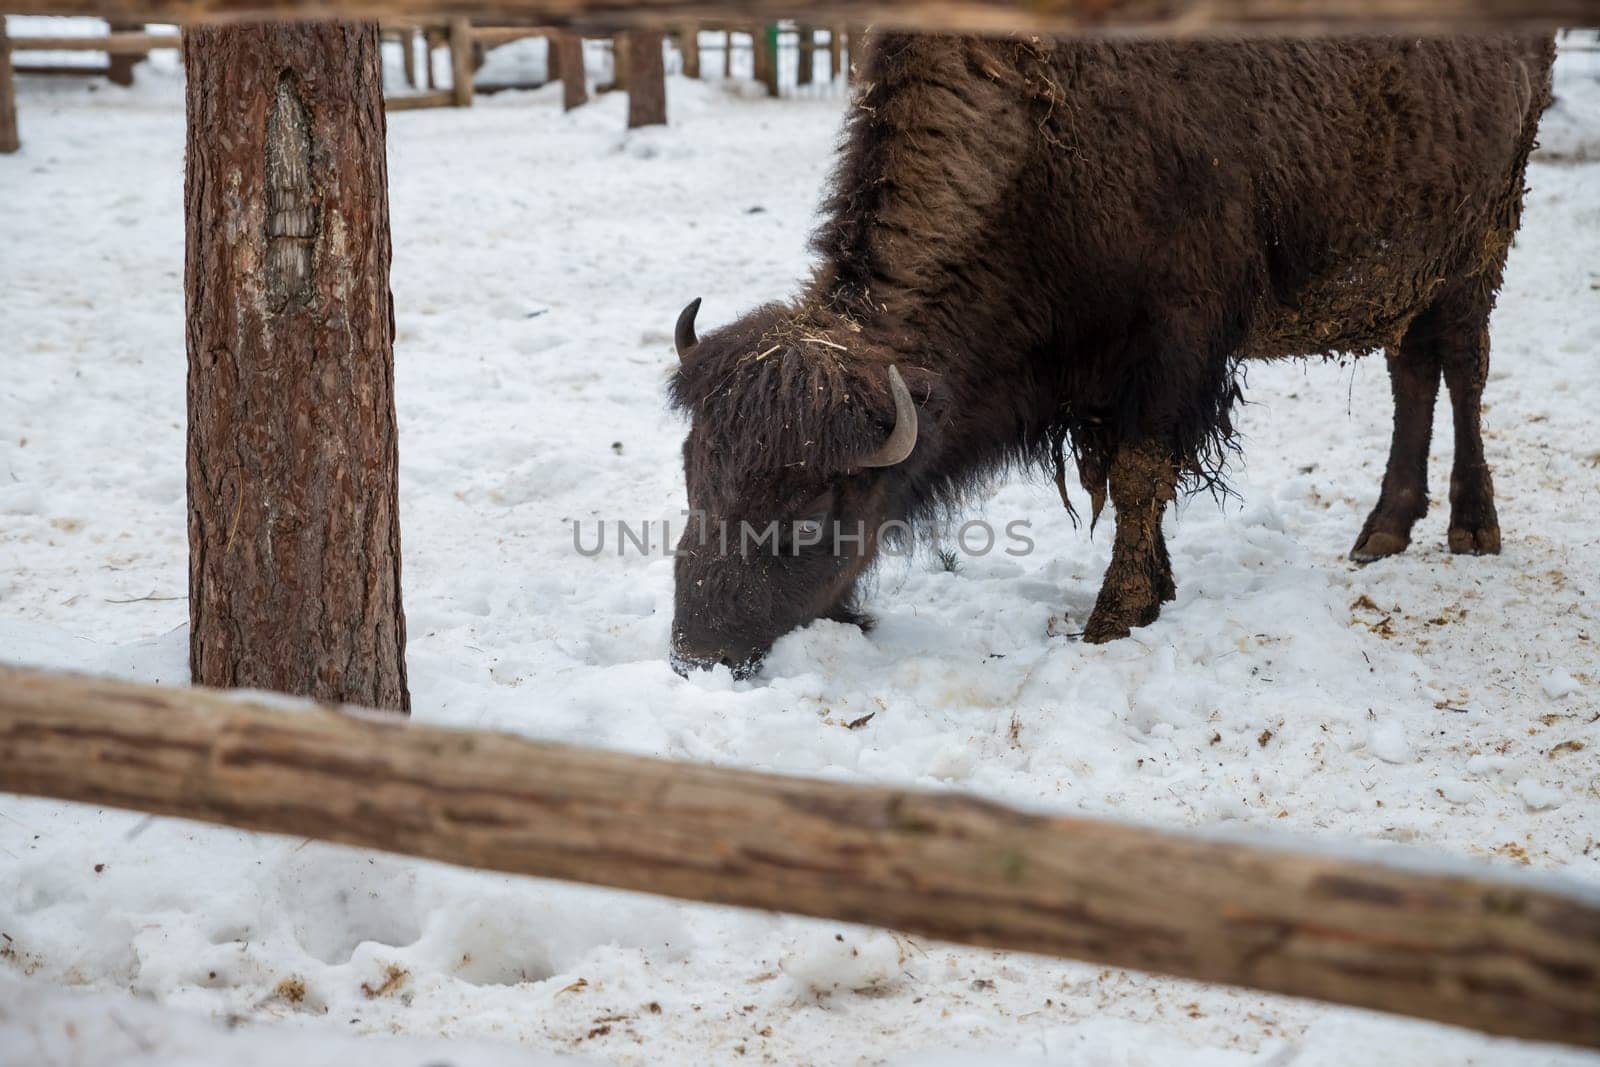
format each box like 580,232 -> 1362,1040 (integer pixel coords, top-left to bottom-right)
780,488 -> 836,551
794,487 -> 836,520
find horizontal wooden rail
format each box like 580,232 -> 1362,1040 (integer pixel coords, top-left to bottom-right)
384,87 -> 455,107
0,663 -> 1597,1048
13,61 -> 117,74
471,23 -> 551,42
2,0 -> 1597,33
11,32 -> 180,52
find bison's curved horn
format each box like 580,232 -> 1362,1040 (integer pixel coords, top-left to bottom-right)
858,365 -> 918,469
675,298 -> 702,360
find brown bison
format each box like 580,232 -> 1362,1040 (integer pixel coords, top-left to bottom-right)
669,33 -> 1554,677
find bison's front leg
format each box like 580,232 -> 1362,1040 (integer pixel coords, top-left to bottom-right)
1083,441 -> 1178,644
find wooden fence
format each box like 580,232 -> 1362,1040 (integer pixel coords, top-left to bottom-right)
4,0 -> 1600,31
2,663 -> 1598,1049
0,17 -> 847,139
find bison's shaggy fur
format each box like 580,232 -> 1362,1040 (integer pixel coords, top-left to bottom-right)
670,33 -> 1554,672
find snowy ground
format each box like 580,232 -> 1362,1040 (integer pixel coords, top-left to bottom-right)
2,29 -> 1599,1067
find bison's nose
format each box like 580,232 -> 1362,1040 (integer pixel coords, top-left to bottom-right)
670,637 -> 765,680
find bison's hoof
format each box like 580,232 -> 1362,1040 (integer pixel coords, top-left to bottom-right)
1349,529 -> 1409,563
1082,614 -> 1133,644
1448,524 -> 1501,555
1082,595 -> 1161,644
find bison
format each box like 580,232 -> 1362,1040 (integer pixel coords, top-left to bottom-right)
669,33 -> 1555,678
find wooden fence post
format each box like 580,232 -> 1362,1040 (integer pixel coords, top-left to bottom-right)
0,16 -> 18,153
608,32 -> 625,89
624,28 -> 664,127
183,22 -> 410,713
555,31 -> 585,108
105,19 -> 144,84
796,23 -> 812,86
448,16 -> 473,104
678,22 -> 698,78
399,25 -> 418,85
752,22 -> 777,97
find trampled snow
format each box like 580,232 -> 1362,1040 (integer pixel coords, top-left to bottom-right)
1,30 -> 1598,1066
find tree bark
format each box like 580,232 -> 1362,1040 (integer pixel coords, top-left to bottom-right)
624,28 -> 665,127
0,17 -> 18,153
555,31 -> 586,108
2,663 -> 1599,1051
183,22 -> 409,714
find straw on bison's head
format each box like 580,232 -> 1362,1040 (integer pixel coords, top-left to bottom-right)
668,299 -> 935,678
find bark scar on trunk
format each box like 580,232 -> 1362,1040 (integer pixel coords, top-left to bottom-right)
265,71 -> 316,311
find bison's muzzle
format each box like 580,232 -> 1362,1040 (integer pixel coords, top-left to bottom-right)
669,629 -> 766,681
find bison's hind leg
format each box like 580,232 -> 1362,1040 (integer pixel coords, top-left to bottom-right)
1351,323 -> 1442,562
1350,285 -> 1502,562
1083,441 -> 1178,644
1439,302 -> 1501,556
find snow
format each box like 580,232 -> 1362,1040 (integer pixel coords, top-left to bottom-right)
1542,667 -> 1584,699
1364,719 -> 1414,765
3,32 -> 1600,1067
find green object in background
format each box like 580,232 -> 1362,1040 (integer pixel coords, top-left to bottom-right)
762,23 -> 781,96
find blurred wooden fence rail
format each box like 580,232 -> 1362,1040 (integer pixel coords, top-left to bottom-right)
4,0 -> 1599,32
2,662 -> 1598,1050
9,30 -> 178,51
3,23 -> 179,86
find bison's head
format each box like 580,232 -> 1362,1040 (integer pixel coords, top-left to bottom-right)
668,298 -> 931,678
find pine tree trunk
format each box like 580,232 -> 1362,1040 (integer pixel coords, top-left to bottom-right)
556,32 -> 586,109
0,17 -> 19,153
183,22 -> 410,714
624,29 -> 665,128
